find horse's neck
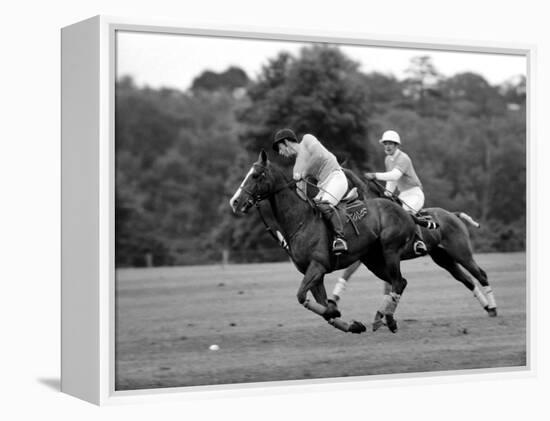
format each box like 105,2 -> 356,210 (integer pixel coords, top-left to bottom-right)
268,184 -> 313,237
342,168 -> 382,200
362,179 -> 384,199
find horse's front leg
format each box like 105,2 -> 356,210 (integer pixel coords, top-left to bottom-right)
364,250 -> 407,333
298,260 -> 338,320
296,260 -> 327,305
310,283 -> 341,320
377,268 -> 407,333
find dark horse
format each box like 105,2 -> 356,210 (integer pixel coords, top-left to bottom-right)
339,170 -> 498,318
230,151 -> 427,334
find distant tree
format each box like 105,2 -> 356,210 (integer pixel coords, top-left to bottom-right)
115,77 -> 246,266
441,72 -> 507,117
498,75 -> 526,108
402,56 -> 445,116
239,45 -> 374,169
191,66 -> 250,93
360,72 -> 405,114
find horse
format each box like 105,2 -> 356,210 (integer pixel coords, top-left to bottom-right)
229,150 -> 430,334
338,169 -> 498,319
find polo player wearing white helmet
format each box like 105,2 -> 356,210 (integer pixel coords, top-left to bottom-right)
365,130 -> 428,255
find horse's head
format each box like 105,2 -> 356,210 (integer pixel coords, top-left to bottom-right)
229,150 -> 278,215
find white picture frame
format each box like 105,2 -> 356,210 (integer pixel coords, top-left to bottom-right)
61,15 -> 534,405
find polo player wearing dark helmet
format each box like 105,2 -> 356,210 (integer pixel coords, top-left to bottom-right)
272,128 -> 349,255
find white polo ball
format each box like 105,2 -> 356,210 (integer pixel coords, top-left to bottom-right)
209,344 -> 220,351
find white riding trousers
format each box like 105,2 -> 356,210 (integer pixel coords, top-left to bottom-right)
398,186 -> 425,213
315,169 -> 348,206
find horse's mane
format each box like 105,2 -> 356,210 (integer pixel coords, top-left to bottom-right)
265,159 -> 319,218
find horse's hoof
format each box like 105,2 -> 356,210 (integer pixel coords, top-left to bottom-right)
386,314 -> 398,333
348,320 -> 367,334
486,307 -> 498,317
372,311 -> 385,332
323,300 -> 341,320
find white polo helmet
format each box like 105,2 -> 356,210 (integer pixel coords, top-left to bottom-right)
379,130 -> 401,145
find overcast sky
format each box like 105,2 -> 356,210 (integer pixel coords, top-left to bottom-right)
116,31 -> 526,92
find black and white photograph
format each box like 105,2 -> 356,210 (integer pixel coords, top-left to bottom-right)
5,0 -> 550,419
114,30 -> 527,391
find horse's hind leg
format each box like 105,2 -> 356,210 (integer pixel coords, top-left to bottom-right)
331,260 -> 361,302
429,247 -> 495,316
441,216 -> 497,316
457,256 -> 497,316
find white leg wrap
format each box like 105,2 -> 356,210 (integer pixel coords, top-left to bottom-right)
473,286 -> 489,308
378,293 -> 400,315
332,277 -> 347,300
483,286 -> 497,308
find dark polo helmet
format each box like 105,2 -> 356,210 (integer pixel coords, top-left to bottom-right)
272,128 -> 298,151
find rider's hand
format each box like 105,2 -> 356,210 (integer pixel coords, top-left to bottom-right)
384,191 -> 393,197
364,172 -> 376,180
293,172 -> 302,181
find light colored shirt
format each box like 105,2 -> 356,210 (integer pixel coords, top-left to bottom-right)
293,134 -> 340,183
379,149 -> 422,192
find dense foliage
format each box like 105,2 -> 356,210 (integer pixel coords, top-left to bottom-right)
115,47 -> 526,267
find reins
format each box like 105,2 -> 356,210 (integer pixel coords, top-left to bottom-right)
369,178 -> 406,207
246,163 -> 308,257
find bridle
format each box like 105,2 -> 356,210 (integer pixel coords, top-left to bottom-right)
239,163 -> 298,206
238,162 -> 303,256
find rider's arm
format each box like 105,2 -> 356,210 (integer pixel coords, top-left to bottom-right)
375,168 -> 402,181
293,149 -> 307,180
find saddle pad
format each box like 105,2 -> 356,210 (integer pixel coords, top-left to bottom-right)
341,187 -> 359,203
345,199 -> 368,223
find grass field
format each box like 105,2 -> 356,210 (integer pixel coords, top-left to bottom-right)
115,252 -> 526,390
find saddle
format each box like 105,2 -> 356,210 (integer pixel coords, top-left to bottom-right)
337,187 -> 368,235
297,182 -> 368,235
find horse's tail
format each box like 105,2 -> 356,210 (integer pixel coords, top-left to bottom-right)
454,211 -> 481,228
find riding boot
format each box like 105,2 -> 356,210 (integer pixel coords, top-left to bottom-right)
413,227 -> 427,256
317,202 -> 348,254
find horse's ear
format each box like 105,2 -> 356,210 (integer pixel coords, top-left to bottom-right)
260,149 -> 268,163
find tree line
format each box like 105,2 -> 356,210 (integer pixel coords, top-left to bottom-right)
115,45 -> 526,267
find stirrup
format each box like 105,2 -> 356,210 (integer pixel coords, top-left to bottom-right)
414,240 -> 427,256
332,238 -> 348,254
